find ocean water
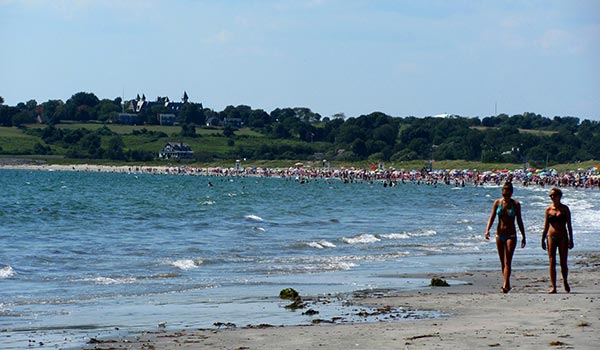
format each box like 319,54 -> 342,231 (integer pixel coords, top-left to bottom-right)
1,169 -> 598,349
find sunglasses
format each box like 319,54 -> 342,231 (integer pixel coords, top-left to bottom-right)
549,194 -> 558,198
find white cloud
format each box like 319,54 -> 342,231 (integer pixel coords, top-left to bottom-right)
204,29 -> 233,45
539,29 -> 570,50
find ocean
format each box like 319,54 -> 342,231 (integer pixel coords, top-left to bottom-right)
1,168 -> 598,349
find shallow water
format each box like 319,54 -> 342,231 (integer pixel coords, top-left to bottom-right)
1,169 -> 598,349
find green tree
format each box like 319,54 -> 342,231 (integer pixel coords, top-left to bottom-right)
180,123 -> 197,137
80,133 -> 102,157
97,99 -> 121,122
351,139 -> 368,157
65,92 -> 100,120
33,142 -> 51,155
223,125 -> 235,138
40,100 -> 65,124
336,124 -> 366,145
180,103 -> 205,125
11,110 -> 35,126
107,136 -> 126,160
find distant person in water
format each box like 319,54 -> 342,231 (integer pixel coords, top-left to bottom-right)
541,188 -> 574,294
485,181 -> 526,293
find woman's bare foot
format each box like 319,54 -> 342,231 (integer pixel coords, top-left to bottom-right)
548,288 -> 557,294
564,282 -> 571,293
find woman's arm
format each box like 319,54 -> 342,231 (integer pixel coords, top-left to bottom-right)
485,199 -> 499,240
516,201 -> 526,248
541,207 -> 550,251
565,205 -> 574,249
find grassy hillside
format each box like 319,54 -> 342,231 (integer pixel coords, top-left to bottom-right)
1,124 -> 598,172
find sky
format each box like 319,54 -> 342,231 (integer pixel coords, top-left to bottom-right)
1,0 -> 599,120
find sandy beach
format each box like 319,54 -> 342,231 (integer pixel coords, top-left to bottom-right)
2,163 -> 598,349
79,253 -> 599,350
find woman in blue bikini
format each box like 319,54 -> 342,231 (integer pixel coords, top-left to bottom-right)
541,188 -> 574,294
485,181 -> 526,293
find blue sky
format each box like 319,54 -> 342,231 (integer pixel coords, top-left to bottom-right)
1,0 -> 599,120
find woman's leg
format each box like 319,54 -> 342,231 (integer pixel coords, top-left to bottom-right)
496,237 -> 506,276
496,237 -> 516,292
547,237 -> 558,293
557,239 -> 570,293
503,238 -> 517,292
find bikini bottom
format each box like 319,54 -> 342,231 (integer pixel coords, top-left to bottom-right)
497,234 -> 516,243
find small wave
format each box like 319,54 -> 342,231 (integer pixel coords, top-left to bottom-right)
245,214 -> 263,222
138,272 -> 181,280
200,200 -> 216,205
306,240 -> 337,249
166,259 -> 204,270
319,261 -> 356,271
379,233 -> 410,240
342,234 -> 381,244
251,226 -> 266,232
81,276 -> 136,285
0,265 -> 15,278
413,229 -> 437,237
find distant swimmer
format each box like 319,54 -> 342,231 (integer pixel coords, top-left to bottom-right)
485,181 -> 526,293
208,181 -> 213,187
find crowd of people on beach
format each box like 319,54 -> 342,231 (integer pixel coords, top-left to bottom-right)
122,164 -> 600,189
2,163 -> 599,189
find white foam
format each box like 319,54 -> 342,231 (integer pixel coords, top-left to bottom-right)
82,276 -> 136,285
342,234 -> 381,244
413,229 -> 437,237
245,214 -> 263,222
167,259 -> 203,270
380,233 -> 410,240
307,240 -> 336,249
252,226 -> 266,232
0,266 -> 15,278
200,200 -> 215,205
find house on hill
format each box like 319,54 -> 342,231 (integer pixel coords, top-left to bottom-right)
158,142 -> 194,160
123,92 -> 201,125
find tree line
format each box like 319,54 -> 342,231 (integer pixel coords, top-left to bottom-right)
1,92 -> 599,166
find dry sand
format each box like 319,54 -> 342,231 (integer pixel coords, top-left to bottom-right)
81,254 -> 600,350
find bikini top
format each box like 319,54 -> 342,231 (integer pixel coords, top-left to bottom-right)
496,200 -> 516,217
548,213 -> 567,224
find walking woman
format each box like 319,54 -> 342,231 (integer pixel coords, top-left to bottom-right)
541,188 -> 574,293
485,181 -> 527,293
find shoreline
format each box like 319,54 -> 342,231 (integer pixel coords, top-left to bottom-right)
79,253 -> 600,350
1,162 -> 599,189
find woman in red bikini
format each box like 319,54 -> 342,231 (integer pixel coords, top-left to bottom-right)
485,181 -> 526,293
541,187 -> 574,294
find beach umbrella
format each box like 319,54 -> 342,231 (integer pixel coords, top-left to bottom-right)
294,162 -> 304,167
370,165 -> 378,170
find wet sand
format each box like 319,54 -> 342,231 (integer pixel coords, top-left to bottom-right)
80,254 -> 599,350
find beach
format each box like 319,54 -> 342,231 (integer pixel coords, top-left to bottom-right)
2,166 -> 598,350
1,162 -> 599,189
80,253 -> 599,350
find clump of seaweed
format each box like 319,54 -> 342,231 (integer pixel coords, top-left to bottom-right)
549,340 -> 568,346
430,278 -> 450,287
279,288 -> 299,300
280,288 -> 306,310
